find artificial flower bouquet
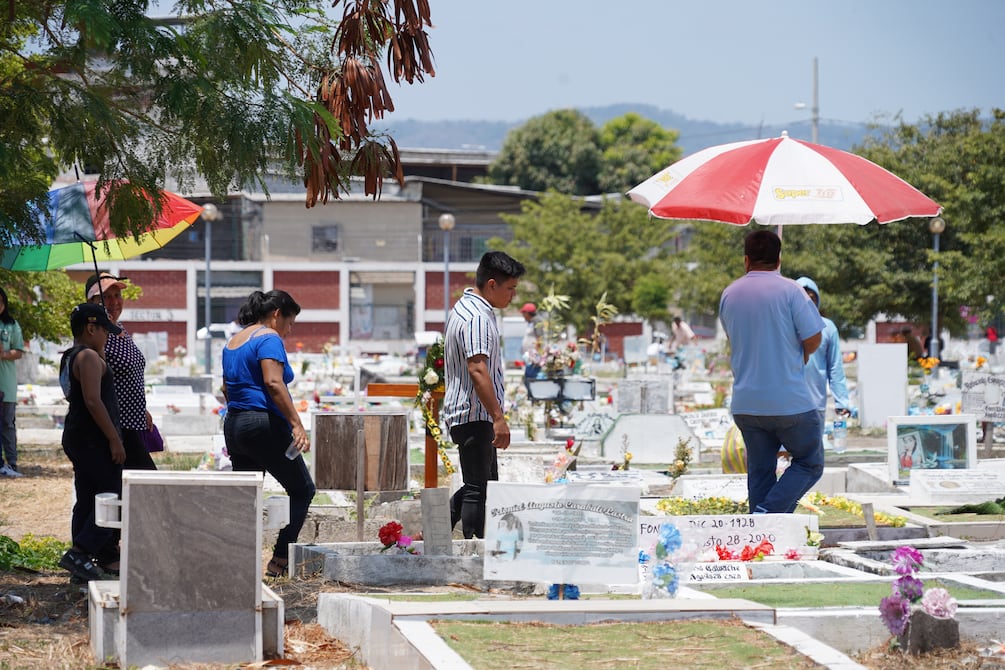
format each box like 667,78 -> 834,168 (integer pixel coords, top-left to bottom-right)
639,523 -> 699,599
879,546 -> 956,634
378,521 -> 419,555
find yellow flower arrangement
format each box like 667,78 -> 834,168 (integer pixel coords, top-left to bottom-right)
916,356 -> 940,374
414,340 -> 455,476
803,492 -> 907,527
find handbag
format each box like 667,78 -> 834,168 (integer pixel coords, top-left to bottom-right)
140,424 -> 164,453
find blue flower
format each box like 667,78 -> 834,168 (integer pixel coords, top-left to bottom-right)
652,562 -> 679,595
638,550 -> 650,564
658,523 -> 683,553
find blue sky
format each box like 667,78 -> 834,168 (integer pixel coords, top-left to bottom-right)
383,0 -> 1004,127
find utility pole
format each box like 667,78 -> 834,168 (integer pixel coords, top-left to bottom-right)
811,57 -> 819,144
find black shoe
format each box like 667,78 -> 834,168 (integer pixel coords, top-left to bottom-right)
59,549 -> 105,582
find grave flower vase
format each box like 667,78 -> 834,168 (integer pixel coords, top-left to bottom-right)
896,609 -> 960,655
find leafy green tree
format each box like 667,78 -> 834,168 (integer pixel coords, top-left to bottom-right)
631,273 -> 672,330
3,271 -> 83,344
486,110 -> 683,196
597,113 -> 682,194
0,0 -> 435,244
486,110 -> 601,195
490,192 -> 677,335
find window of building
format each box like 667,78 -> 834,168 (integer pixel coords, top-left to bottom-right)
312,223 -> 341,253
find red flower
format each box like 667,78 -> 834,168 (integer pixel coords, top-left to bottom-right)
740,545 -> 757,561
378,521 -> 403,547
565,438 -> 575,451
435,358 -> 444,367
755,540 -> 774,557
715,545 -> 736,560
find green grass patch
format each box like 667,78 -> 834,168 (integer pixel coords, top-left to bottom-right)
151,451 -> 205,471
903,506 -> 1005,523
694,579 -> 998,607
432,618 -> 822,669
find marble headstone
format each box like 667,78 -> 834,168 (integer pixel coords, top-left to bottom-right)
617,377 -> 672,414
857,344 -> 908,429
118,471 -> 263,668
601,414 -> 699,464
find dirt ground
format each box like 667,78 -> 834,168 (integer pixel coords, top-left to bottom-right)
2,445 -> 1003,669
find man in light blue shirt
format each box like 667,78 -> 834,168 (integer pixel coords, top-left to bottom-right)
719,230 -> 825,513
795,277 -> 850,429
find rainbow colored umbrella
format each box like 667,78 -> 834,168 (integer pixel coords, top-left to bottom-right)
1,181 -> 205,271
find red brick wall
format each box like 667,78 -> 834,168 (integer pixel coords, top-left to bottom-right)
424,270 -> 472,311
285,322 -> 340,352
598,321 -> 644,359
275,271 -> 340,309
127,270 -> 187,309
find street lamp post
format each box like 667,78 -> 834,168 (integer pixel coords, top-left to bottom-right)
929,216 -> 946,362
201,203 -> 223,374
438,213 -> 455,328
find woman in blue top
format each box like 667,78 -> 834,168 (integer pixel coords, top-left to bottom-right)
222,290 -> 315,578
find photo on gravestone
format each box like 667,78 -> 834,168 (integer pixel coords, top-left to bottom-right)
483,482 -> 641,585
887,415 -> 978,485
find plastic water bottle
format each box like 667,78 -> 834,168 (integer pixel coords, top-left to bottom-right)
284,439 -> 301,460
832,419 -> 847,454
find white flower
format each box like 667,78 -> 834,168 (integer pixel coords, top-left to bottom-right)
921,587 -> 958,619
423,369 -> 439,386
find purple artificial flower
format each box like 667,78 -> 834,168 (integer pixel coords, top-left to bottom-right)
921,588 -> 958,619
879,594 -> 911,636
397,535 -> 413,548
893,575 -> 925,603
890,546 -> 924,576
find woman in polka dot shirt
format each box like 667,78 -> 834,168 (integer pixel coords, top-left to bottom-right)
86,273 -> 157,471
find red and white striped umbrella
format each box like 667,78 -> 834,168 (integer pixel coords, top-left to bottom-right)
627,133 -> 941,226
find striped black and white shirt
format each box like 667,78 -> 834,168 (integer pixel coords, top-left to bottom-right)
442,288 -> 505,430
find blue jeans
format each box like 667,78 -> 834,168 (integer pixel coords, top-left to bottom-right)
224,409 -> 316,560
733,410 -> 823,513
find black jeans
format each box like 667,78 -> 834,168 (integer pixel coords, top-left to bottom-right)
62,435 -> 122,560
224,409 -> 316,560
449,421 -> 498,539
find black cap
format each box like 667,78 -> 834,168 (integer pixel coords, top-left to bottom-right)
70,303 -> 122,335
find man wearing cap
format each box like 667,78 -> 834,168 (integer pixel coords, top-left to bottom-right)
86,272 -> 156,470
57,303 -> 126,582
520,302 -> 544,388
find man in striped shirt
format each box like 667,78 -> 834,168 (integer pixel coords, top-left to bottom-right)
444,251 -> 525,539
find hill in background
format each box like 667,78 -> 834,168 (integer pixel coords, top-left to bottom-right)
382,103 -> 874,155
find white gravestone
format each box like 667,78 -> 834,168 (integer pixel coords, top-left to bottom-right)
601,414 -> 699,464
483,482 -> 641,585
961,371 -> 1005,421
640,514 -> 819,558
910,469 -> 1005,504
672,474 -> 749,502
858,343 -> 908,429
617,377 -> 672,414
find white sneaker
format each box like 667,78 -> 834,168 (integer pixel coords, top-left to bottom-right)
0,464 -> 23,478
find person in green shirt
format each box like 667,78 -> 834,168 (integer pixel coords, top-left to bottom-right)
0,288 -> 26,477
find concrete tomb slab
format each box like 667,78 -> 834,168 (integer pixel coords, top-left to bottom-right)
88,471 -> 284,668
